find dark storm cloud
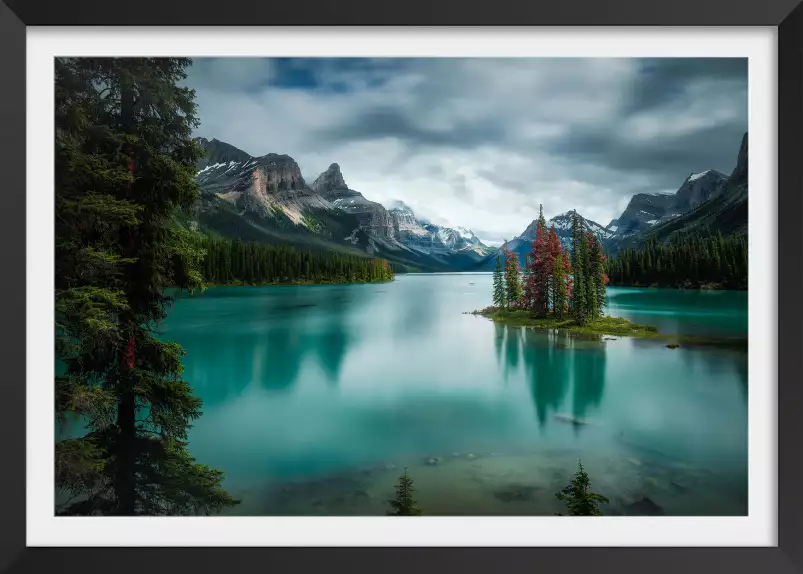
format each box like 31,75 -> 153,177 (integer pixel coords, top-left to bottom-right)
186,57 -> 748,238
316,107 -> 508,148
551,123 -> 746,188
624,58 -> 748,113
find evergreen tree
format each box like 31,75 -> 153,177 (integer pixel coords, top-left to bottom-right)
547,225 -> 563,315
492,253 -> 506,308
562,250 -> 573,317
555,460 -> 609,516
522,239 -> 537,311
55,57 -> 238,515
606,232 -> 747,289
570,212 -> 588,324
387,468 -> 423,516
586,232 -> 607,319
530,206 -> 551,317
583,233 -> 597,321
190,234 -> 394,285
552,246 -> 568,319
504,247 -> 523,308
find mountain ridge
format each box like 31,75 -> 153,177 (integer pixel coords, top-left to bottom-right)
606,132 -> 748,251
188,137 -> 490,271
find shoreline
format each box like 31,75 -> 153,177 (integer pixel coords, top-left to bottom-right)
468,307 -> 747,350
607,282 -> 747,291
220,446 -> 746,517
169,278 -> 395,291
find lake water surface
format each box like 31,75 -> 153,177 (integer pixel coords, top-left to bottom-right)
162,273 -> 748,516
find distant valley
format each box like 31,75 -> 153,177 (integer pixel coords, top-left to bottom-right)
188,137 -> 492,272
185,132 -> 747,272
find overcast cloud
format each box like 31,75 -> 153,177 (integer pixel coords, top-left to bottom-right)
185,57 -> 747,246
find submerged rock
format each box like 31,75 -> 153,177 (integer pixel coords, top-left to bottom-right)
553,413 -> 592,425
467,453 -> 477,460
426,457 -> 441,466
670,478 -> 689,492
494,484 -> 538,503
624,496 -> 665,516
645,476 -> 662,489
383,463 -> 396,471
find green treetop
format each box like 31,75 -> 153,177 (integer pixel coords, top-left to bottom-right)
555,460 -> 609,516
492,253 -> 506,308
387,468 -> 423,516
55,57 -> 238,515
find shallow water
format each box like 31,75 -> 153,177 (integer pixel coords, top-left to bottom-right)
161,274 -> 748,516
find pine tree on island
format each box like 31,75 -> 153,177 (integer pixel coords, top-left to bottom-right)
489,206 -> 607,324
492,250 -> 507,308
523,205 -> 551,317
504,244 -> 523,308
552,233 -> 569,319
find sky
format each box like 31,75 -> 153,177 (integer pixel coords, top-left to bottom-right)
185,57 -> 747,246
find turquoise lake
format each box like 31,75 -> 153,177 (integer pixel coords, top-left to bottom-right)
161,274 -> 748,516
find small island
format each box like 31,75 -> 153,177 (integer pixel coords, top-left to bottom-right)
469,306 -> 659,337
471,207 -> 746,351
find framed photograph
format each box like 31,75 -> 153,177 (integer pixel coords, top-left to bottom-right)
2,0 -> 800,572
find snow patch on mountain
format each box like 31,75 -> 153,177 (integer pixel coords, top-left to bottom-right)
196,162 -> 227,176
688,170 -> 712,182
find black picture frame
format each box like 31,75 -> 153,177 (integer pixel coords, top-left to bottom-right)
1,1 -> 799,573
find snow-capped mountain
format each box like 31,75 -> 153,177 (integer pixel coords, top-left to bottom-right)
310,163 -> 396,240
387,200 -> 491,257
476,209 -> 609,270
606,169 -> 728,240
608,133 -> 748,249
190,137 -> 492,271
520,210 -> 614,252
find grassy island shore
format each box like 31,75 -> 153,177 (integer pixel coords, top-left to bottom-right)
468,307 -> 747,351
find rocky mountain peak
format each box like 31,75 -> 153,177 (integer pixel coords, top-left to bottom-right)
674,169 -> 728,212
388,200 -> 415,213
195,137 -> 254,171
730,132 -> 748,185
311,163 -> 349,195
519,210 -> 612,251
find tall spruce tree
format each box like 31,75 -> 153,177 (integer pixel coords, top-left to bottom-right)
387,468 -> 423,516
555,460 -> 609,516
587,233 -> 607,318
504,247 -> 523,308
583,232 -> 598,320
547,225 -> 563,315
531,206 -> 551,317
522,239 -> 537,311
569,211 -> 588,324
492,252 -> 506,308
552,245 -> 568,319
55,58 -> 238,515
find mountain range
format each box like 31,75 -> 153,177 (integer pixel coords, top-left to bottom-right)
475,131 -> 748,269
186,132 -> 747,272
606,132 -> 747,251
187,137 -> 493,272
